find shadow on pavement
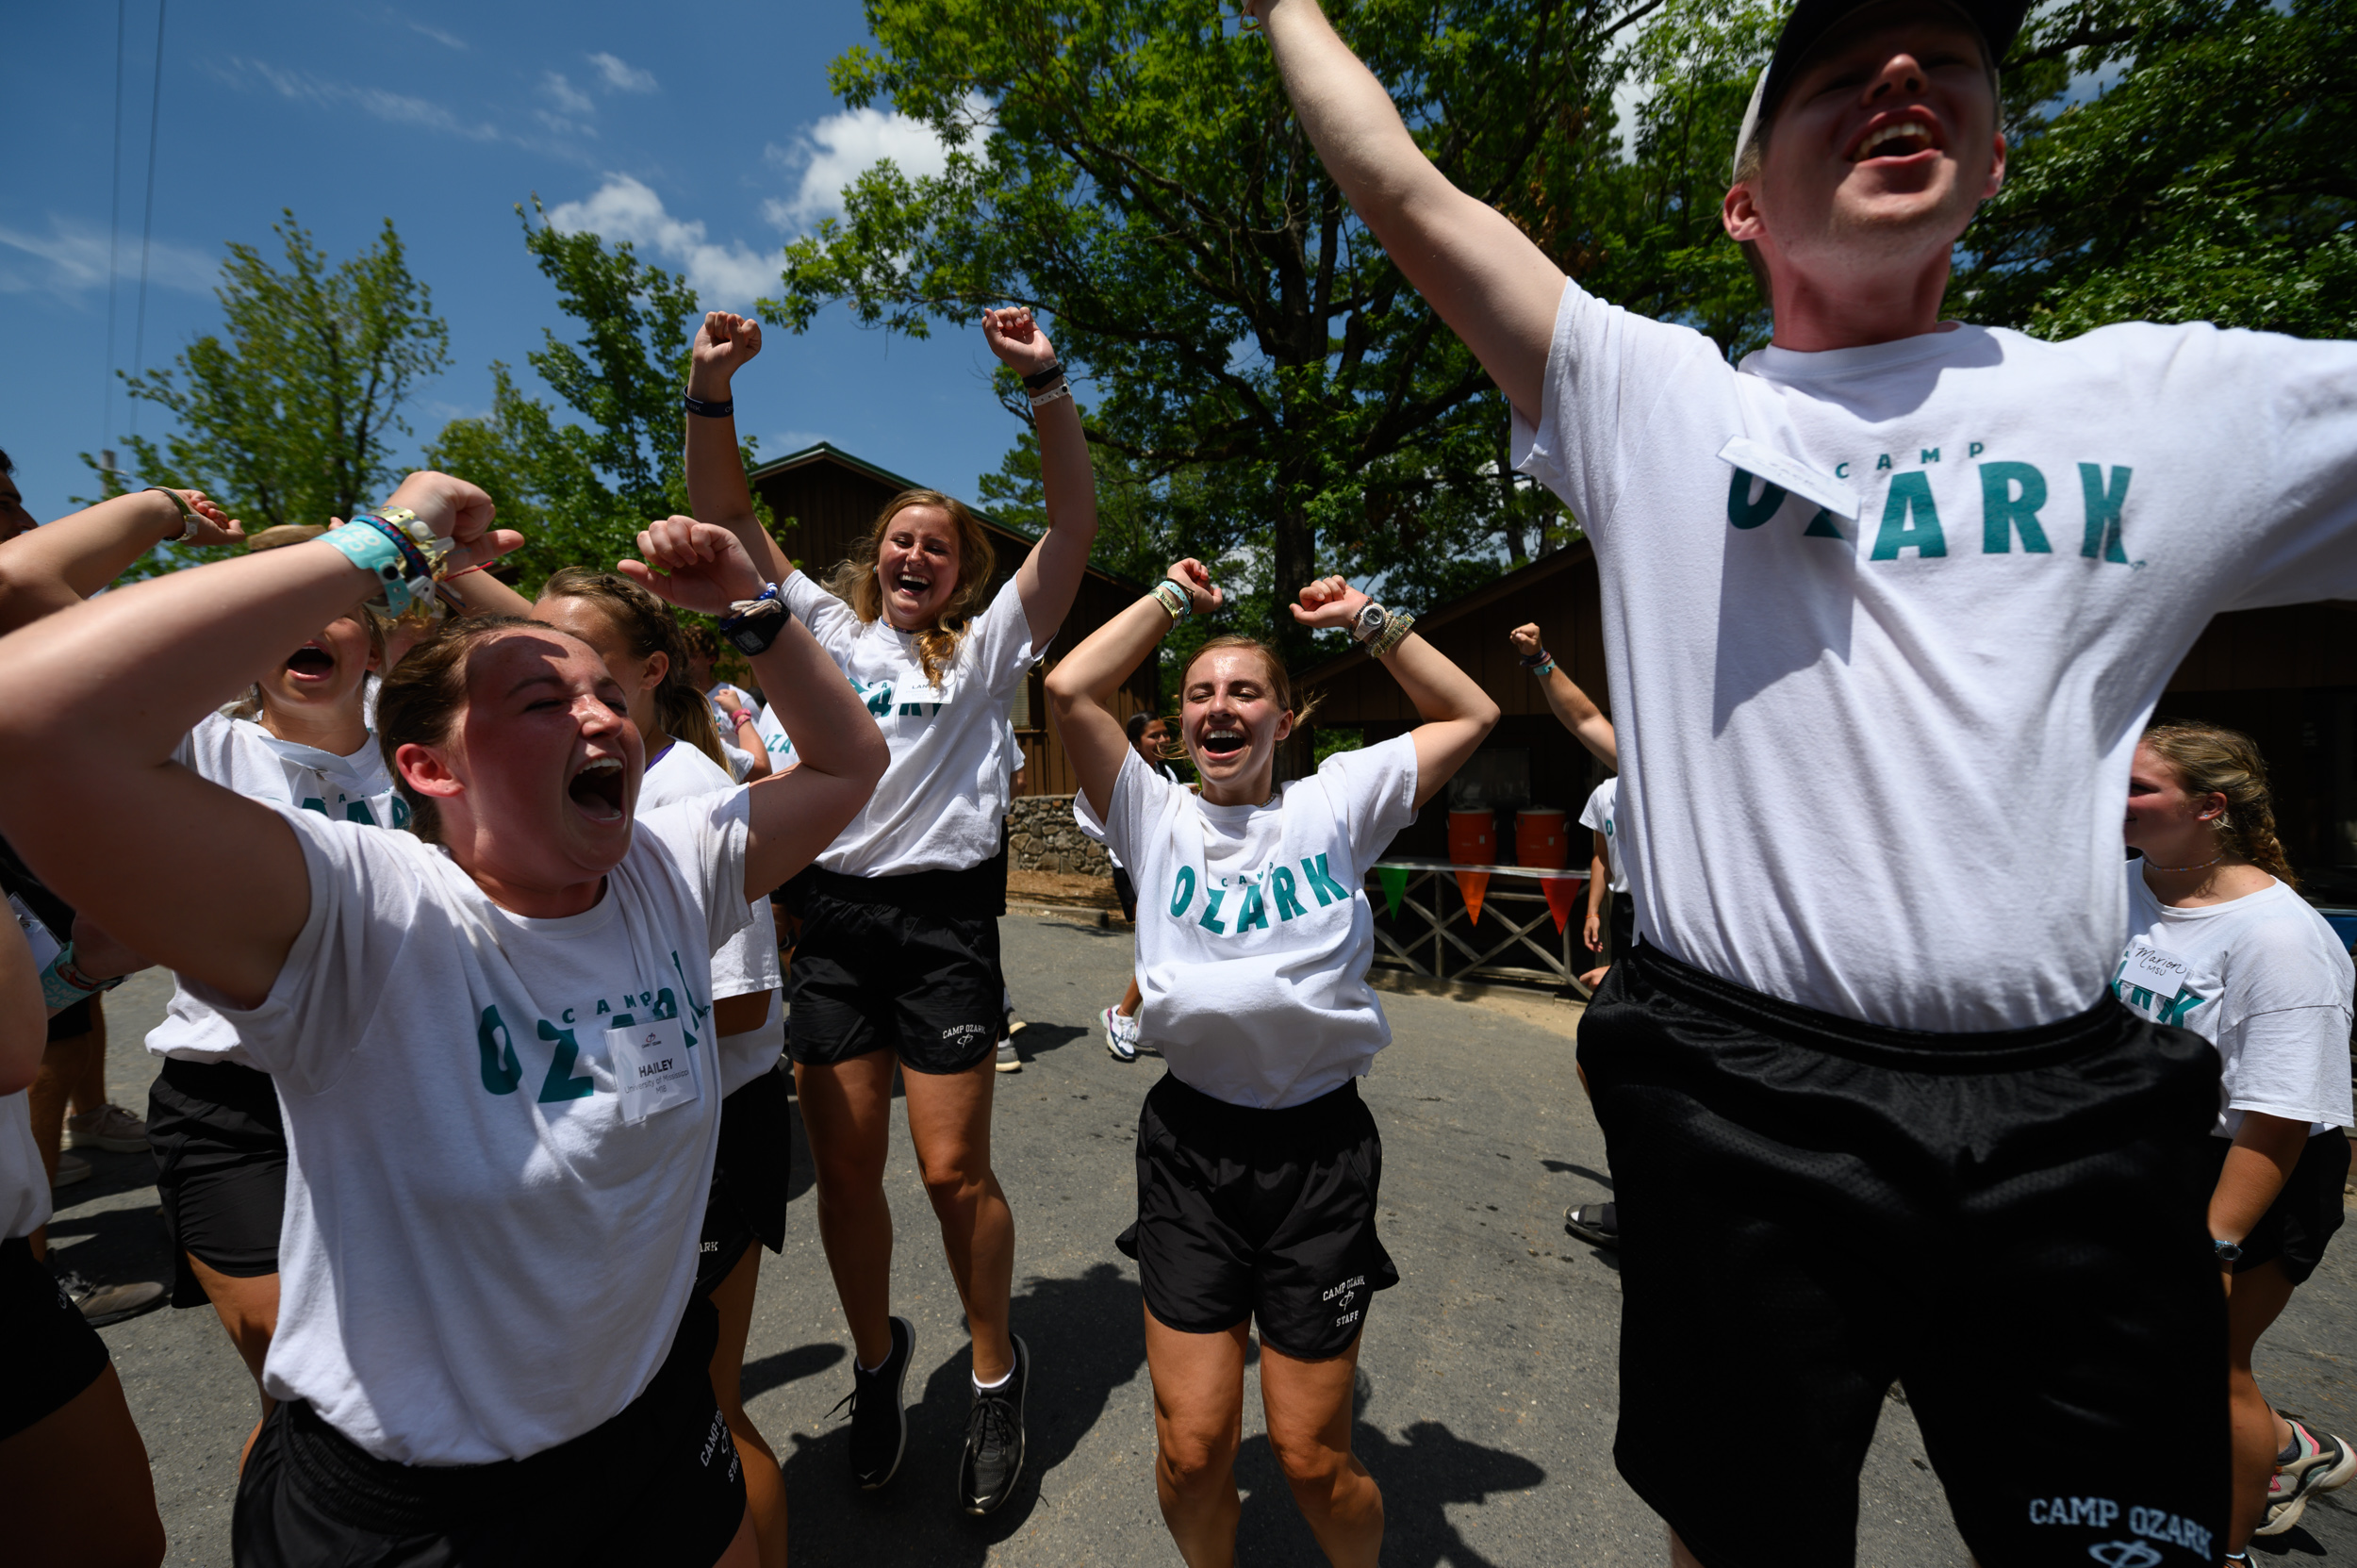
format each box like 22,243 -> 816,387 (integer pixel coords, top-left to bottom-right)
782,1261 -> 1146,1563
1009,1022 -> 1090,1063
1541,1159 -> 1613,1188
742,1341 -> 848,1401
1233,1368 -> 1547,1568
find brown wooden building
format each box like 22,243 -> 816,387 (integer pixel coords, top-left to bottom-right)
745,442 -> 1157,797
1298,545 -> 2357,900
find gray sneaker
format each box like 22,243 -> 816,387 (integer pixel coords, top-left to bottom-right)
67,1103 -> 150,1153
51,1152 -> 91,1189
995,1038 -> 1021,1073
56,1269 -> 167,1328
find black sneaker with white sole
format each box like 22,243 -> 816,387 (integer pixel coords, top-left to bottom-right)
830,1315 -> 915,1489
1564,1200 -> 1619,1249
959,1334 -> 1030,1515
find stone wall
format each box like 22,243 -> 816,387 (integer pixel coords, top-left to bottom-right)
1007,793 -> 1113,877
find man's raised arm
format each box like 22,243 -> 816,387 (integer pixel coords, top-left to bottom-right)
1251,0 -> 1567,420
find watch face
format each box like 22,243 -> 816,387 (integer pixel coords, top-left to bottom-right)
1354,603 -> 1387,638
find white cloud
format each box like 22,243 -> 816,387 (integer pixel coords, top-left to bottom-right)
546,176 -> 776,305
404,18 -> 467,51
542,71 -> 596,118
766,429 -> 828,454
0,215 -> 216,298
763,92 -> 989,229
589,52 -> 657,93
223,57 -> 503,141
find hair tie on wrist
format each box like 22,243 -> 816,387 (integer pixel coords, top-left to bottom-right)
1020,359 -> 1065,391
684,392 -> 734,419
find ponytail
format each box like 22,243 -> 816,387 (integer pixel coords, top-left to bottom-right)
2141,720 -> 2299,888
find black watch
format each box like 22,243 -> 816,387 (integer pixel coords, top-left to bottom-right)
718,588 -> 789,655
2212,1237 -> 2243,1263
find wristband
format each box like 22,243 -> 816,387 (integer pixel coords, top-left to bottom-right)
1028,382 -> 1072,411
320,520 -> 425,612
727,709 -> 756,730
1150,581 -> 1191,620
1020,359 -> 1064,390
684,392 -> 734,419
1530,659 -> 1557,680
1368,610 -> 1416,658
145,487 -> 204,543
718,585 -> 791,655
40,945 -> 123,1011
1518,648 -> 1552,668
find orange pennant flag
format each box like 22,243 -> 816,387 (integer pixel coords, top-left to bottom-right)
1541,875 -> 1580,933
1456,870 -> 1490,926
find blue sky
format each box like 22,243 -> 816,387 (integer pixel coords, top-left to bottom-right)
1,1 -> 1029,528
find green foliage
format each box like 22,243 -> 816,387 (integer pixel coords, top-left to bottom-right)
1311,724 -> 1366,766
1955,0 -> 2357,339
82,212 -> 450,575
425,202 -> 766,595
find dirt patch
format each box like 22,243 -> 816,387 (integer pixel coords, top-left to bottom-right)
1008,867 -> 1119,909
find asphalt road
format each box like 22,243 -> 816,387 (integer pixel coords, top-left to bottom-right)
50,915 -> 2357,1566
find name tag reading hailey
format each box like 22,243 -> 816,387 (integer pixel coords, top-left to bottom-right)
606,1015 -> 699,1124
2123,942 -> 2189,992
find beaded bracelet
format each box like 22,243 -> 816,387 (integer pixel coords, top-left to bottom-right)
1518,648 -> 1553,668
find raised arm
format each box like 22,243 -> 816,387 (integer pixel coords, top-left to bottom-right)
0,472 -> 515,1008
0,487 -> 243,634
1508,621 -> 1615,768
1248,0 -> 1566,420
1046,560 -> 1222,819
0,916 -> 44,1096
684,312 -> 798,589
621,517 -> 887,899
982,308 -> 1101,647
1293,577 -> 1498,808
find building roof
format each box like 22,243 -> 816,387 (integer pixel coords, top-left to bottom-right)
1296,539 -> 1596,688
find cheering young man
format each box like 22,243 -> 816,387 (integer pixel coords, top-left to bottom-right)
1245,0 -> 2357,1562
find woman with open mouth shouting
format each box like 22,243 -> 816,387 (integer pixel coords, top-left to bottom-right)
683,304 -> 1099,1515
0,470 -> 886,1568
1046,561 -> 1497,1568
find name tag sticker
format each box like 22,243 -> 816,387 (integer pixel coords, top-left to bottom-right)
1717,437 -> 1860,520
606,1015 -> 699,1124
2123,942 -> 2188,992
7,894 -> 60,970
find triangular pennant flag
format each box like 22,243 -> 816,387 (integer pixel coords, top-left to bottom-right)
1455,870 -> 1490,926
1377,865 -> 1408,920
1541,875 -> 1579,934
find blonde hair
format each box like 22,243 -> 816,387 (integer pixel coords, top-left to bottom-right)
2141,720 -> 2299,888
537,568 -> 727,772
1178,635 -> 1324,751
825,489 -> 997,689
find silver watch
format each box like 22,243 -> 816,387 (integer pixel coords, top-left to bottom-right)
1349,602 -> 1391,644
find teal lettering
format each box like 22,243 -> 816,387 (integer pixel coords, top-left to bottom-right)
1920,447 -> 1939,464
536,1019 -> 596,1102
2156,986 -> 2205,1028
391,797 -> 411,829
652,985 -> 700,1051
1301,854 -> 1352,907
1968,440 -> 1986,457
1271,865 -> 1306,921
1871,472 -> 1947,559
300,797 -> 327,816
667,952 -> 712,1025
1725,470 -> 1787,530
1198,885 -> 1228,934
345,801 -> 377,825
1834,461 -> 1851,479
2078,463 -> 2132,563
1169,866 -> 1196,917
1237,882 -> 1269,933
865,688 -> 894,716
596,999 -> 611,1015
1875,454 -> 1892,471
1803,507 -> 1846,539
1978,461 -> 2052,553
476,1005 -> 523,1096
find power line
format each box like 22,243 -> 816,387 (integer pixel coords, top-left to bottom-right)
128,0 -> 168,444
103,0 -> 127,470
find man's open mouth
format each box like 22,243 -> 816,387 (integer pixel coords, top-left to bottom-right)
1850,114 -> 1937,162
569,756 -> 627,821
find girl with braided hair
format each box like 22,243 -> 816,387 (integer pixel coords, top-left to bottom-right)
2118,721 -> 2357,1559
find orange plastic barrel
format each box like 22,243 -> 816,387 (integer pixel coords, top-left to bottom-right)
1446,809 -> 1495,867
1514,807 -> 1569,869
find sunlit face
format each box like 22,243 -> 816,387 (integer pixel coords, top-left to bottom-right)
0,473 -> 34,542
1134,718 -> 1171,763
1182,649 -> 1292,800
1741,4 -> 2003,283
533,595 -> 666,742
2124,741 -> 2225,861
399,630 -> 646,885
258,614 -> 377,724
875,505 -> 961,631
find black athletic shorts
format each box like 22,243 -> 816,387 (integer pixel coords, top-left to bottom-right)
1116,1073 -> 1397,1362
233,1295 -> 744,1568
788,866 -> 1002,1075
0,1234 -> 111,1441
698,1067 -> 794,1296
2207,1128 -> 2349,1287
149,1056 -> 288,1308
1578,944 -> 2230,1568
1607,891 -> 1634,967
1113,867 -> 1139,923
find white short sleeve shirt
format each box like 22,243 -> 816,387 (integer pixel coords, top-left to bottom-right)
1578,777 -> 1628,895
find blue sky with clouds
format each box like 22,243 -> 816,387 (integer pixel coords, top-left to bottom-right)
1,1 -> 1028,527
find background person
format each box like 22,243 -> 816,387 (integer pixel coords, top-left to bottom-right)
1046,560 -> 1496,1568
2118,723 -> 2357,1555
1243,0 -> 2357,1560
1085,710 -> 1184,1062
683,619 -> 773,783
683,305 -> 1100,1515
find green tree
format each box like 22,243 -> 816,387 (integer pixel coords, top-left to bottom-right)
84,212 -> 450,572
427,201 -> 766,592
1953,0 -> 2357,340
767,0 -> 1712,655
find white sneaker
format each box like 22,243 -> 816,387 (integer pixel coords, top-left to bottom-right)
995,1038 -> 1021,1073
1101,1006 -> 1140,1062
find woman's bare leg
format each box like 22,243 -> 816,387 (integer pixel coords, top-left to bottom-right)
2225,1260 -> 2299,1552
1144,1305 -> 1248,1568
1260,1332 -> 1381,1567
187,1255 -> 277,1470
901,1057 -> 1014,1382
793,1051 -> 899,1370
0,1364 -> 165,1568
708,1246 -> 786,1568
